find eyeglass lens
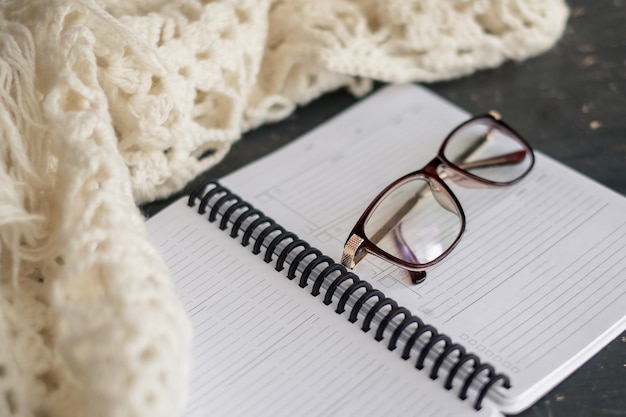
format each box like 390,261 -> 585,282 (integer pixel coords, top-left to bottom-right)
443,119 -> 533,183
363,177 -> 463,265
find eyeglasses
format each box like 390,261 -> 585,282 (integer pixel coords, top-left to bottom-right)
341,112 -> 535,285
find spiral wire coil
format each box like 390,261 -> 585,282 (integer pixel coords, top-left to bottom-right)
188,181 -> 511,410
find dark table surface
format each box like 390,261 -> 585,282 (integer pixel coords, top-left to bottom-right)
144,1 -> 625,415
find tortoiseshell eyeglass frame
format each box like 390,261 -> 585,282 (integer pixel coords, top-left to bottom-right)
340,112 -> 535,285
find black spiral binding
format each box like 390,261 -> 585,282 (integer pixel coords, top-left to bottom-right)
188,181 -> 511,410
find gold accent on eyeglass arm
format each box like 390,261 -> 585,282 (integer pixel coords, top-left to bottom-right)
488,110 -> 502,120
341,234 -> 364,268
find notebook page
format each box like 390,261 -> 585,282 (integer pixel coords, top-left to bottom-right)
221,84 -> 626,413
146,198 -> 491,417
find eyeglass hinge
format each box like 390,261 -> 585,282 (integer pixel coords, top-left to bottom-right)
341,234 -> 364,269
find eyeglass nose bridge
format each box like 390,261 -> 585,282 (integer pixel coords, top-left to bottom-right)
422,156 -> 445,177
425,155 -> 486,188
421,156 -> 458,188
411,159 -> 465,220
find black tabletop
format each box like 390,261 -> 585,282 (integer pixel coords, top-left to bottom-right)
144,1 -> 625,416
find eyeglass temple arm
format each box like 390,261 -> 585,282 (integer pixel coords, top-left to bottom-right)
453,150 -> 527,171
344,188 -> 429,284
343,214 -> 426,285
392,227 -> 427,284
448,119 -> 526,171
343,191 -> 419,267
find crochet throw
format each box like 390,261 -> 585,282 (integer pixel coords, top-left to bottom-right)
0,0 -> 568,416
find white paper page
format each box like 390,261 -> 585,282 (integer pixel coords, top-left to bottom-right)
221,84 -> 626,413
146,198 -> 492,417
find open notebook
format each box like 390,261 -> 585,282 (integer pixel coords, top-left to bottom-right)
146,85 -> 626,417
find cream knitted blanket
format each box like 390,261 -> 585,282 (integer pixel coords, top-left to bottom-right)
0,0 -> 568,416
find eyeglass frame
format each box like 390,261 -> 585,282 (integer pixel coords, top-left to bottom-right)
340,111 -> 536,284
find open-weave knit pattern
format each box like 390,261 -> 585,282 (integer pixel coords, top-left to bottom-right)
0,0 -> 568,416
